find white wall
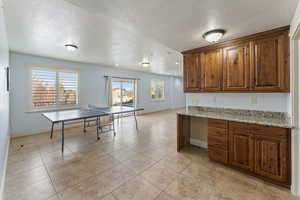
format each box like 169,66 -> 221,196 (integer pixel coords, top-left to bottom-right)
170,77 -> 185,109
289,1 -> 300,196
0,2 -> 10,198
186,93 -> 290,113
9,52 -> 185,136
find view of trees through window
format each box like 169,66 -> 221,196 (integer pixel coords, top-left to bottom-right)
111,79 -> 135,107
32,69 -> 78,108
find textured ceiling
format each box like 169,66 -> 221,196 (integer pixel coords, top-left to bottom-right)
3,0 -> 298,76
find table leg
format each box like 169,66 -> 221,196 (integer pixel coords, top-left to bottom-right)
83,119 -> 86,133
134,111 -> 138,131
61,121 -> 65,153
112,114 -> 116,136
50,122 -> 54,139
96,117 -> 100,140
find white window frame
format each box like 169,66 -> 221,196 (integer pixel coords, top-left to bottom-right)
28,66 -> 80,112
150,79 -> 165,101
111,78 -> 137,108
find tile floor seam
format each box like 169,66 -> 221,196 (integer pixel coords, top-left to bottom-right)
39,142 -> 60,197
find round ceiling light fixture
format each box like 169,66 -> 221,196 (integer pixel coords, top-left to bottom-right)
65,44 -> 79,51
141,62 -> 150,68
203,29 -> 225,43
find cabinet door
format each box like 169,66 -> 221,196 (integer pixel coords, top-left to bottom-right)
183,54 -> 201,92
223,43 -> 250,91
251,32 -> 289,92
229,128 -> 254,172
254,135 -> 289,183
200,49 -> 222,91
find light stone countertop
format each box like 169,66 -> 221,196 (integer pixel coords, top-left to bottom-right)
177,107 -> 293,129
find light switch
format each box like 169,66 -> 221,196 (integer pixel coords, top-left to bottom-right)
250,96 -> 258,105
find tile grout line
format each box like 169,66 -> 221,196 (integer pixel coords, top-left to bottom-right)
38,143 -> 60,199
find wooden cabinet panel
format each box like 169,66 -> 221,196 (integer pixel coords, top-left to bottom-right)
248,124 -> 288,138
254,135 -> 289,183
183,54 -> 201,92
200,49 -> 223,91
223,43 -> 250,91
177,114 -> 190,152
229,126 -> 254,171
208,118 -> 227,129
251,32 -> 289,92
208,148 -> 228,164
208,119 -> 229,164
208,127 -> 228,150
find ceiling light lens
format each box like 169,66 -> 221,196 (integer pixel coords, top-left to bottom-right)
65,44 -> 78,51
141,62 -> 150,68
203,29 -> 225,43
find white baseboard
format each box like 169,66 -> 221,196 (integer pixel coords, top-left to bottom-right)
190,138 -> 208,149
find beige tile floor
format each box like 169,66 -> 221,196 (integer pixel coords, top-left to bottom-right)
4,110 -> 300,200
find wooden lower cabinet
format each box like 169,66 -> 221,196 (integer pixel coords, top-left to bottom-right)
229,128 -> 254,172
177,116 -> 291,187
228,122 -> 290,187
208,119 -> 228,164
254,135 -> 289,183
208,148 -> 228,164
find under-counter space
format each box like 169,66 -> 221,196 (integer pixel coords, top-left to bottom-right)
178,106 -> 292,128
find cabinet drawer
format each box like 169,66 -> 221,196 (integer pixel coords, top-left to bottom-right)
208,127 -> 227,137
229,121 -> 247,131
208,148 -> 228,164
229,122 -> 289,139
208,127 -> 228,150
248,124 -> 288,138
208,119 -> 227,129
208,136 -> 228,150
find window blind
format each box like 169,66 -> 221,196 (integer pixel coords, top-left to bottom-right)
58,72 -> 78,105
31,69 -> 78,108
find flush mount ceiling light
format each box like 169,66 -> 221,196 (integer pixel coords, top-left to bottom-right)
141,62 -> 150,68
65,44 -> 79,51
203,29 -> 225,43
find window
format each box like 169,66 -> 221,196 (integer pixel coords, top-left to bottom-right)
151,79 -> 165,100
111,78 -> 136,107
31,68 -> 78,109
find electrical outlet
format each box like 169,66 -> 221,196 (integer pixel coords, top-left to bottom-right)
250,96 -> 258,105
212,96 -> 217,103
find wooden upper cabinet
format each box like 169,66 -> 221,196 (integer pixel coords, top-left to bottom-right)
183,54 -> 200,92
223,43 -> 250,91
200,49 -> 223,91
251,32 -> 290,92
182,26 -> 290,93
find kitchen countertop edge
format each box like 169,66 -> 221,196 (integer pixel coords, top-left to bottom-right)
177,111 -> 293,129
